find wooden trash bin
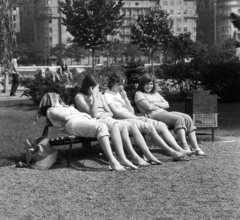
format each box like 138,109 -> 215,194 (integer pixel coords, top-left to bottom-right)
185,90 -> 218,141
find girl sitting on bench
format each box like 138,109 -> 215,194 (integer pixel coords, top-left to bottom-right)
135,73 -> 205,156
104,72 -> 194,162
75,74 -> 161,167
39,92 -> 127,171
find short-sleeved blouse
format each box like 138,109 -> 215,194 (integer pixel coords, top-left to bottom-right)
134,91 -> 166,117
75,92 -> 105,117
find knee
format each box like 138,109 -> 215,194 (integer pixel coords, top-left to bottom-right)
129,123 -> 138,132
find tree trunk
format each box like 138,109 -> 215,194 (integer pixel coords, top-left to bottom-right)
151,49 -> 154,76
92,48 -> 95,73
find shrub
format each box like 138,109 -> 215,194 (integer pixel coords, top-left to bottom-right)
123,61 -> 147,99
201,60 -> 240,102
20,66 -> 123,106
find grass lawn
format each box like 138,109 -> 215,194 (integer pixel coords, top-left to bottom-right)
0,102 -> 240,220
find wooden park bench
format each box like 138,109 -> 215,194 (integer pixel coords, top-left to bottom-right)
42,119 -> 98,167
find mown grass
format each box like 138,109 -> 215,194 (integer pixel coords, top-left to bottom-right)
0,103 -> 240,220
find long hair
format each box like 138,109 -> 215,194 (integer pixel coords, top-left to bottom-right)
79,74 -> 98,95
137,73 -> 157,94
108,71 -> 126,89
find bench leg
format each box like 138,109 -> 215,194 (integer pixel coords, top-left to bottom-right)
67,140 -> 73,167
212,128 -> 214,142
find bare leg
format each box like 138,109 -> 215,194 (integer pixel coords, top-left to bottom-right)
149,129 -> 188,160
161,127 -> 193,155
129,124 -> 162,164
188,131 -> 205,155
120,125 -> 149,167
110,123 -> 138,169
99,136 -> 125,171
176,128 -> 191,151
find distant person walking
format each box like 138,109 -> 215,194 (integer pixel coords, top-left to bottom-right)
10,55 -> 20,96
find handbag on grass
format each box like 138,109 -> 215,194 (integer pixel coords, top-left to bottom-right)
24,137 -> 57,170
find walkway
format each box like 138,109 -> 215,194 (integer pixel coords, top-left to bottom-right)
0,85 -> 32,107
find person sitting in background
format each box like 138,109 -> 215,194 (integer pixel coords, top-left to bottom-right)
38,92 -> 126,171
59,60 -> 73,82
134,73 -> 205,156
75,74 -> 162,167
104,72 -> 193,162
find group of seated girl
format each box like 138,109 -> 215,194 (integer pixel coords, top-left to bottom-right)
42,71 -> 205,172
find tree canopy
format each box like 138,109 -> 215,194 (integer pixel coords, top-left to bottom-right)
131,6 -> 173,73
0,0 -> 15,72
60,0 -> 125,69
230,12 -> 240,30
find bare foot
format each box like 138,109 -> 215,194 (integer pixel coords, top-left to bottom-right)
171,151 -> 186,160
118,158 -> 138,170
132,156 -> 150,167
109,161 -> 126,171
181,149 -> 195,156
181,144 -> 191,151
143,155 -> 162,165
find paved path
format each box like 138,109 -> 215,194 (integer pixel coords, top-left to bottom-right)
0,85 -> 32,106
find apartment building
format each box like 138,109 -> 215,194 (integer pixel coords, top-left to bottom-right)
197,0 -> 240,46
160,0 -> 197,41
119,0 -> 198,42
17,0 -> 71,54
119,0 -> 159,42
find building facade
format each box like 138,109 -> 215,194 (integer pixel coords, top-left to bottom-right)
17,0 -> 71,62
119,0 -> 198,42
197,0 -> 240,47
160,0 -> 197,41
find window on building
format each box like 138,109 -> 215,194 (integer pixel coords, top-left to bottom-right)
184,9 -> 187,14
163,1 -> 167,6
184,18 -> 187,23
135,2 -> 139,6
222,27 -> 224,32
177,18 -> 181,24
176,27 -> 181,32
177,1 -> 181,6
176,10 -> 181,15
170,1 -> 174,6
184,1 -> 187,6
13,15 -> 16,21
49,37 -> 52,42
49,28 -> 52,33
170,10 -> 174,14
184,27 -> 187,32
49,19 -> 52,23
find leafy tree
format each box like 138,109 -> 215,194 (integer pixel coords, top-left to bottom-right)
131,6 -> 173,74
230,12 -> 240,30
13,43 -> 45,65
0,0 -> 15,73
122,42 -> 143,62
60,0 -> 124,72
50,44 -> 66,64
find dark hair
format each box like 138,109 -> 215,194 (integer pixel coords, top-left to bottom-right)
79,74 -> 98,95
108,71 -> 126,89
137,73 -> 157,94
13,53 -> 20,59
